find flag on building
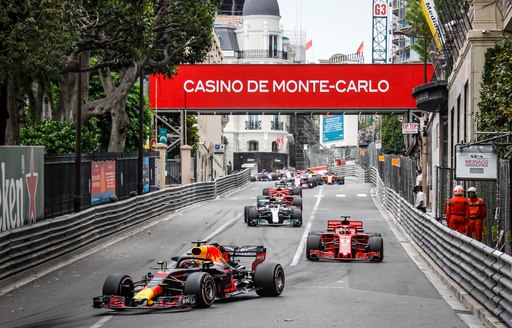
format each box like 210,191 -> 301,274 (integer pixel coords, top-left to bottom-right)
276,137 -> 284,149
356,41 -> 364,55
305,39 -> 313,51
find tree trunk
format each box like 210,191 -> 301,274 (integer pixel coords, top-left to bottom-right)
58,53 -> 91,122
108,97 -> 130,152
0,83 -> 8,145
5,75 -> 20,145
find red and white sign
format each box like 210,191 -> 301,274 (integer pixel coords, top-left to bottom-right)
373,1 -> 388,17
149,64 -> 432,112
402,122 -> 419,134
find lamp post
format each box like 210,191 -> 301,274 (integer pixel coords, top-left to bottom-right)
393,30 -> 429,196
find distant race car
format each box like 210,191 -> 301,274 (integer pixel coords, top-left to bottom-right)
319,172 -> 345,185
306,216 -> 383,262
244,197 -> 302,227
257,190 -> 302,210
250,171 -> 277,182
294,171 -> 318,189
93,241 -> 285,310
263,181 -> 302,197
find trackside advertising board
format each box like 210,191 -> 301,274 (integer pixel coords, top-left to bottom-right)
0,146 -> 45,232
149,64 -> 433,113
455,145 -> 497,180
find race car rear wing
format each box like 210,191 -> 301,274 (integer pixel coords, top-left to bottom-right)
327,220 -> 364,232
220,245 -> 266,270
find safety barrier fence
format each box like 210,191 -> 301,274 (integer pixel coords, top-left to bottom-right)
363,166 -> 512,327
0,169 -> 250,283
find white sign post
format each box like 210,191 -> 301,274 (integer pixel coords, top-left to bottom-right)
455,145 -> 497,180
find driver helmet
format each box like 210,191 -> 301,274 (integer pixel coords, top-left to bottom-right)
453,185 -> 464,196
182,259 -> 201,268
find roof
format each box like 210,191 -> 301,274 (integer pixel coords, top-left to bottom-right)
215,26 -> 240,51
242,0 -> 280,16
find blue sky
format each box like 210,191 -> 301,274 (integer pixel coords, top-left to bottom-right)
277,0 -> 374,63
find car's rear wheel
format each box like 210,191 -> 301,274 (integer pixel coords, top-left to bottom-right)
306,234 -> 322,260
262,188 -> 270,196
292,208 -> 302,227
292,187 -> 301,196
253,262 -> 285,297
368,236 -> 384,262
102,273 -> 134,305
184,272 -> 216,308
247,206 -> 258,226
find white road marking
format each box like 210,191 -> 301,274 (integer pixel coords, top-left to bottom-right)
357,194 -> 367,197
336,194 -> 346,197
290,188 -> 324,267
89,315 -> 114,328
204,213 -> 243,242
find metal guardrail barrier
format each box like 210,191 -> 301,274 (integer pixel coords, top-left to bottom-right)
0,169 -> 250,283
365,166 -> 512,327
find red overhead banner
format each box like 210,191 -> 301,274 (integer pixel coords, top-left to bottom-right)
149,64 -> 432,113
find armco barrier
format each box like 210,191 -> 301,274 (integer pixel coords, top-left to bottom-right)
364,166 -> 511,327
0,169 -> 250,283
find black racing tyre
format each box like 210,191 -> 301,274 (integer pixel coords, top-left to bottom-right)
271,173 -> 278,181
292,208 -> 302,227
244,206 -> 251,223
292,187 -> 301,196
292,196 -> 302,209
102,273 -> 134,304
306,234 -> 322,260
253,262 -> 285,297
262,188 -> 270,196
247,206 -> 258,226
184,272 -> 216,308
250,176 -> 256,182
368,236 -> 384,262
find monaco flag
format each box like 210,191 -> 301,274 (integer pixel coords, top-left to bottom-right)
305,39 -> 313,51
276,137 -> 284,149
356,41 -> 364,55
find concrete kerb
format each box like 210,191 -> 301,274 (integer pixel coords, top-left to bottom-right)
370,187 -> 507,328
0,180 -> 252,296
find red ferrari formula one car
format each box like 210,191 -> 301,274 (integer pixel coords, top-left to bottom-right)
263,181 -> 302,198
93,241 -> 285,310
306,216 -> 383,262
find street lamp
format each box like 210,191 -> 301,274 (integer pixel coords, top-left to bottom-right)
393,30 -> 428,83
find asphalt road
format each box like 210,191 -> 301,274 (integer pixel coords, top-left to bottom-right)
0,178 -> 485,328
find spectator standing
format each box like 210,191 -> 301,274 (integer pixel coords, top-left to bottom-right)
415,168 -> 423,187
446,185 -> 470,234
413,185 -> 427,213
466,187 -> 487,242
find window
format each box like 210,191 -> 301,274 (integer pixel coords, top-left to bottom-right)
268,35 -> 278,58
248,140 -> 259,151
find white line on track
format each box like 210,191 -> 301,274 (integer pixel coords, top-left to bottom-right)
89,315 -> 114,328
336,194 -> 346,197
357,193 -> 367,197
205,213 -> 243,242
290,187 -> 324,267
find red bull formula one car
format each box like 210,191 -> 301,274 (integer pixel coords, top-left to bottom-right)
93,241 -> 285,310
306,216 -> 383,262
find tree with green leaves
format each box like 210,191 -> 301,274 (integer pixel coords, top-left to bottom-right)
380,115 -> 405,154
478,36 -> 512,157
0,0 -> 79,144
404,0 -> 436,63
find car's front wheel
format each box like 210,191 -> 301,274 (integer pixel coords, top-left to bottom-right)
102,273 -> 134,305
184,272 -> 216,308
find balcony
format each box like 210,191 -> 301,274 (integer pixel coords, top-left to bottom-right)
245,121 -> 261,130
271,121 -> 284,130
236,50 -> 288,60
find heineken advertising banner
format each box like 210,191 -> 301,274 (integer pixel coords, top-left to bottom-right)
0,146 -> 45,232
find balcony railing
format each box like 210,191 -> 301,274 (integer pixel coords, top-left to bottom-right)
245,121 -> 261,130
271,121 -> 284,130
235,50 -> 288,60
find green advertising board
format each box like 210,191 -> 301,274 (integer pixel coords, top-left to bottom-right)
0,146 -> 44,232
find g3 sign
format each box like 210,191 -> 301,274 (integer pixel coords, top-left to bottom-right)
373,1 -> 388,17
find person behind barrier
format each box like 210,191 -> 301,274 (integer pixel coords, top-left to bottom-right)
466,187 -> 487,242
446,185 -> 470,234
413,185 -> 427,213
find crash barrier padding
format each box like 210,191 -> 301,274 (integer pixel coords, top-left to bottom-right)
331,165 -> 367,183
0,169 -> 250,283
367,166 -> 512,327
